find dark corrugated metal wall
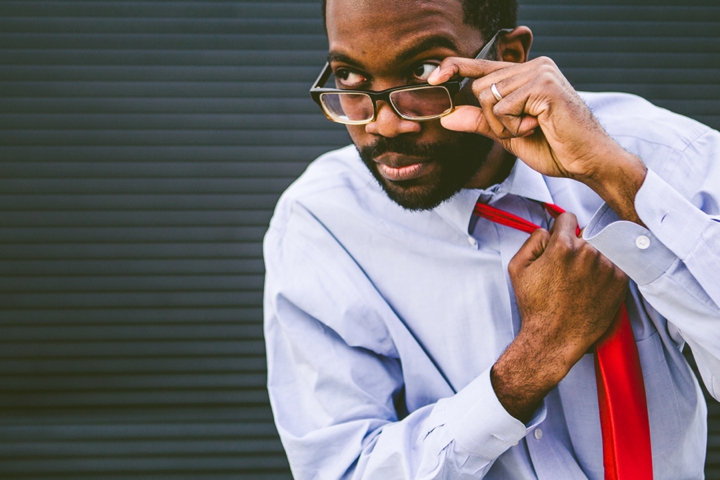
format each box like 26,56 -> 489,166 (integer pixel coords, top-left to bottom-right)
0,1 -> 337,478
0,0 -> 717,478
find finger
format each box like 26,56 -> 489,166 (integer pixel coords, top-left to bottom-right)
508,228 -> 550,275
468,65 -> 537,104
469,57 -> 563,103
476,85 -> 512,139
491,83 -> 542,138
550,212 -> 580,240
466,68 -> 543,139
439,105 -> 495,138
467,60 -> 567,137
427,57 -> 516,85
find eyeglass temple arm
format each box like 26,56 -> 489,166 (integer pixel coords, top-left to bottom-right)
311,62 -> 332,90
459,28 -> 514,89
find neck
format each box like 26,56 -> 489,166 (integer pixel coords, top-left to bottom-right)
464,141 -> 516,190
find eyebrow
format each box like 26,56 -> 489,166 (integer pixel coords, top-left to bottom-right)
327,51 -> 358,66
327,35 -> 461,68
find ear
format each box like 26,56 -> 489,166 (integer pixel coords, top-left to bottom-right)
498,26 -> 533,64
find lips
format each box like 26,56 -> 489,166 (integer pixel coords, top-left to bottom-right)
374,154 -> 435,182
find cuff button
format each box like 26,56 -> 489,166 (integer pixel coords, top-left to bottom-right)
635,235 -> 651,250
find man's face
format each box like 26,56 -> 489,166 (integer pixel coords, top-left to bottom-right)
325,0 -> 494,210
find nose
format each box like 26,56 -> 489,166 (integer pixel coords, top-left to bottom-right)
365,100 -> 422,137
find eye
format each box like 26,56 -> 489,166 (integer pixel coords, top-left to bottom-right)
412,63 -> 439,82
335,69 -> 368,88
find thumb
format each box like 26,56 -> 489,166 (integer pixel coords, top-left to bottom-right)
440,105 -> 493,137
508,228 -> 550,276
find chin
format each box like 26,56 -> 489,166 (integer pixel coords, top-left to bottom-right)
356,132 -> 495,211
374,171 -> 463,211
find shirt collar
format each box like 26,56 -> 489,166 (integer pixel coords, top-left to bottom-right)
499,159 -> 554,204
434,159 -> 554,235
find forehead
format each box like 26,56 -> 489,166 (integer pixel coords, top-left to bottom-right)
325,0 -> 482,70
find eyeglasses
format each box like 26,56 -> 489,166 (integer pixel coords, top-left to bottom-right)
310,29 -> 512,125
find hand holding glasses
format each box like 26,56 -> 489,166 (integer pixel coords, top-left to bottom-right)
310,29 -> 512,125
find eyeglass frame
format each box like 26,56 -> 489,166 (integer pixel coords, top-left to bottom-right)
309,28 -> 513,125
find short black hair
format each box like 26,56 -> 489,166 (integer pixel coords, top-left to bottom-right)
321,0 -> 518,44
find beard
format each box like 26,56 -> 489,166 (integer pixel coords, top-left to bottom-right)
356,132 -> 495,211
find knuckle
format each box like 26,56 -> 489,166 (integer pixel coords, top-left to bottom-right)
438,58 -> 460,78
538,71 -> 557,88
493,102 -> 514,122
578,241 -> 599,262
553,234 -> 574,253
558,212 -> 577,224
537,228 -> 551,243
529,228 -> 550,250
536,56 -> 558,69
578,238 -> 595,252
439,57 -> 458,70
492,101 -> 507,116
477,88 -> 494,107
508,257 -> 520,277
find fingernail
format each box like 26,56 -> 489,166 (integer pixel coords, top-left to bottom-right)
428,68 -> 441,83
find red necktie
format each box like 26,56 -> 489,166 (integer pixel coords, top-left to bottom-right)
474,201 -> 653,480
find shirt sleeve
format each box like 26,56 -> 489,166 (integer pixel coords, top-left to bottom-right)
263,201 -> 544,480
583,129 -> 720,399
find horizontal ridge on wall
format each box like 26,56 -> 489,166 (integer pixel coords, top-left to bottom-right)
0,1 -> 718,479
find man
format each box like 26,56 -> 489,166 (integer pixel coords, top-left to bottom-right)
263,0 -> 720,478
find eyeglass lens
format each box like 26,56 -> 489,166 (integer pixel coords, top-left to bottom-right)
320,86 -> 452,123
320,92 -> 374,123
390,87 -> 453,119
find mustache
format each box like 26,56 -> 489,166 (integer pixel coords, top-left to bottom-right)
358,136 -> 445,164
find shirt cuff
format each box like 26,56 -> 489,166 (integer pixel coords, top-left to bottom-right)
634,168 -> 717,260
583,205 -> 676,286
582,169 -> 688,286
439,367 -> 546,460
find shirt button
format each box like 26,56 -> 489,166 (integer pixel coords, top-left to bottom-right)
534,428 -> 543,440
468,237 -> 478,247
635,235 -> 651,250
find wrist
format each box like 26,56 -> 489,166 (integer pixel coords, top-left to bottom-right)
576,145 -> 647,224
491,333 -> 572,422
514,324 -> 587,381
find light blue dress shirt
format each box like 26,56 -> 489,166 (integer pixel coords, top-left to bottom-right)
263,92 -> 720,479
